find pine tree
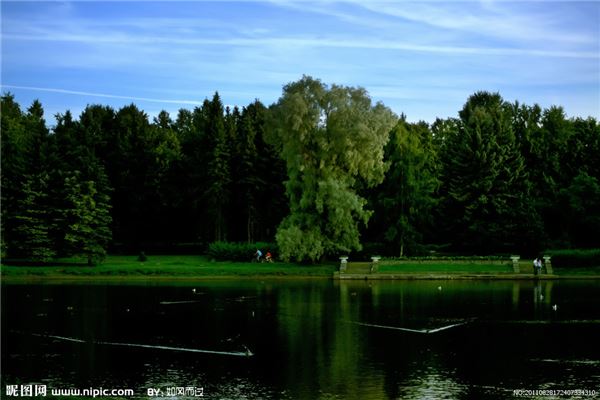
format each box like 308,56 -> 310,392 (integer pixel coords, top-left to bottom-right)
205,93 -> 231,242
440,92 -> 536,253
45,111 -> 79,256
111,104 -> 154,247
252,101 -> 288,242
8,100 -> 56,260
372,119 -> 439,256
50,108 -> 114,261
233,105 -> 261,243
1,94 -> 27,257
63,171 -> 112,265
13,174 -> 55,261
149,110 -> 183,244
174,107 -> 208,243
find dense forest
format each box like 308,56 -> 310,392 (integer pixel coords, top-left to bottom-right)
2,76 -> 599,263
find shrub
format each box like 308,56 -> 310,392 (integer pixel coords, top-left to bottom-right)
381,255 -> 507,261
207,241 -> 278,261
545,249 -> 600,268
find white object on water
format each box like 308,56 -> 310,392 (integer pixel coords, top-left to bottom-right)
25,332 -> 253,357
350,320 -> 472,334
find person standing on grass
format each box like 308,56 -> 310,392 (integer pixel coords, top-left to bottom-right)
533,257 -> 542,275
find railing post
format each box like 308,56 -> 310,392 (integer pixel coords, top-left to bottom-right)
370,256 -> 381,273
339,256 -> 348,273
510,255 -> 520,273
543,256 -> 553,274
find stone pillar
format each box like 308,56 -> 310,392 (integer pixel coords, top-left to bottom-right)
543,256 -> 553,274
370,256 -> 381,273
510,256 -> 521,273
339,256 -> 348,273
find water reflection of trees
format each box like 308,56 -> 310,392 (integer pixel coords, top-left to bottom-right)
275,282 -> 385,398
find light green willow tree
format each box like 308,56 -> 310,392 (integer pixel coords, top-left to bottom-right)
268,76 -> 396,261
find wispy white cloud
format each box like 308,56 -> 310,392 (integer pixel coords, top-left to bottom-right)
298,0 -> 583,57
2,1 -> 598,122
353,2 -> 594,45
4,31 -> 597,59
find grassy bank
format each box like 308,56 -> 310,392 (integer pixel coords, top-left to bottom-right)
378,263 -> 513,274
553,267 -> 600,276
1,255 -> 336,278
3,255 -> 600,280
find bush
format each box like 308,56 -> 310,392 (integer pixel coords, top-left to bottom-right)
207,241 -> 278,262
545,249 -> 600,268
381,255 -> 508,261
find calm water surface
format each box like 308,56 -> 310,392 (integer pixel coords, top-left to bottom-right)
2,279 -> 600,399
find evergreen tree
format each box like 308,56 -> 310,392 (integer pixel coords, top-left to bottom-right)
231,103 -> 263,243
371,119 -> 439,256
111,104 -> 156,248
23,100 -> 51,173
3,90 -> 597,260
252,101 -> 288,242
49,108 -> 114,260
13,174 -> 55,261
568,117 -> 600,182
78,104 -> 117,166
46,110 -> 78,256
440,92 -> 537,253
205,93 -> 231,242
227,108 -> 252,243
150,110 -> 183,244
63,171 -> 112,265
230,100 -> 288,243
528,106 -> 574,247
174,107 -> 207,243
8,100 -> 56,260
1,94 -> 27,257
559,172 -> 600,248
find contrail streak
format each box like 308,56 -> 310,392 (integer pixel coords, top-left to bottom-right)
0,85 -> 204,106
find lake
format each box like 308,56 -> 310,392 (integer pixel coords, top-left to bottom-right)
2,279 -> 599,399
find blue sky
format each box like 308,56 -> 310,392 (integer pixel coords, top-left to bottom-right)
1,1 -> 599,124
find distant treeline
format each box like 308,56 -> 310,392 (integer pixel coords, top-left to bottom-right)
1,79 -> 599,262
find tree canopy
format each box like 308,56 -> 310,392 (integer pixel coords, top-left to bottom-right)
268,76 -> 396,261
1,80 -> 599,263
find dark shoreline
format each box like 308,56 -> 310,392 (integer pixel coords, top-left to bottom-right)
3,273 -> 600,285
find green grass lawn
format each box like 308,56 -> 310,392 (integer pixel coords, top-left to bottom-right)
553,266 -> 600,276
3,256 -> 599,279
1,255 -> 336,278
378,263 -> 513,274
